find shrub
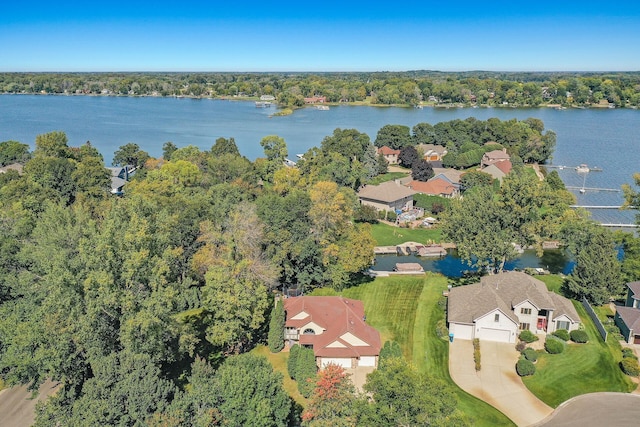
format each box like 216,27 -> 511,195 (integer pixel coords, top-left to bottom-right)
435,319 -> 449,340
522,347 -> 538,363
570,329 -> 589,343
622,348 -> 638,360
545,336 -> 565,354
515,341 -> 526,352
519,330 -> 539,343
552,329 -> 570,341
620,357 -> 640,377
516,358 -> 536,376
473,338 -> 481,371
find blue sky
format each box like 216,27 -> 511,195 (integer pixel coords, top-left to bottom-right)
2,1 -> 639,72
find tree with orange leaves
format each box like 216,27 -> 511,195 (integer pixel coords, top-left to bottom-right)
301,364 -> 360,426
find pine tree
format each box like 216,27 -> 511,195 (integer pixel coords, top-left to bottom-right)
268,298 -> 285,353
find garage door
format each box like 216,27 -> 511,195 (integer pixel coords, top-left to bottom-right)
359,356 -> 376,367
321,358 -> 352,368
634,335 -> 640,344
478,328 -> 511,343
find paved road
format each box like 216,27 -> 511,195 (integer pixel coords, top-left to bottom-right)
534,392 -> 640,426
449,339 -> 553,426
0,380 -> 59,427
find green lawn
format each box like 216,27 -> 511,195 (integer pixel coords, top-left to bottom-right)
368,171 -> 410,185
370,222 -> 442,246
413,193 -> 451,212
536,274 -> 565,294
343,275 -> 514,426
251,345 -> 307,408
522,301 -> 635,407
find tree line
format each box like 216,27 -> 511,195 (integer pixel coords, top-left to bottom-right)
2,70 -> 640,107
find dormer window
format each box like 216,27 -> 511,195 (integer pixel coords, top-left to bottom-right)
303,328 -> 316,335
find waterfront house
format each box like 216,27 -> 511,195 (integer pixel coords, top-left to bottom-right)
481,159 -> 513,182
416,144 -> 448,162
481,148 -> 511,168
614,282 -> 640,344
304,96 -> 327,104
107,165 -> 135,195
377,146 -> 401,165
448,271 -> 580,343
407,177 -> 459,198
358,181 -> 416,212
283,296 -> 381,369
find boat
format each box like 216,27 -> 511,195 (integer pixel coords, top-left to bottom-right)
575,164 -> 590,173
255,101 -> 272,108
316,105 -> 329,110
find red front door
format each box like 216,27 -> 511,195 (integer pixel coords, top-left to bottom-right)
537,318 -> 547,331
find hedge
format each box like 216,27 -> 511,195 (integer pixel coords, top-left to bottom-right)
522,347 -> 538,363
516,358 -> 536,376
620,357 -> 640,377
552,329 -> 570,341
570,329 -> 589,343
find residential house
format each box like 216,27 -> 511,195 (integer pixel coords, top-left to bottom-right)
615,281 -> 640,344
481,148 -> 510,168
416,144 -> 448,162
407,177 -> 459,198
107,165 -> 135,195
303,96 -> 327,104
448,271 -> 581,343
0,163 -> 23,174
358,181 -> 416,212
431,168 -> 464,191
377,146 -> 401,165
481,159 -> 513,183
283,296 -> 381,369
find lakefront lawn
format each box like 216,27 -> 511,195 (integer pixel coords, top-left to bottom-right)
343,274 -> 513,426
370,222 -> 442,246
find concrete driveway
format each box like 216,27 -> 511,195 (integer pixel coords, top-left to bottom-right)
0,380 -> 59,427
449,339 -> 553,426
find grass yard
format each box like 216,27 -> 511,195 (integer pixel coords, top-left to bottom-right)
536,274 -> 564,294
367,171 -> 410,185
343,274 -> 514,426
522,301 -> 635,407
251,345 -> 307,408
370,222 -> 442,246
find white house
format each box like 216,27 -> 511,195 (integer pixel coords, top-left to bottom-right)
447,271 -> 580,343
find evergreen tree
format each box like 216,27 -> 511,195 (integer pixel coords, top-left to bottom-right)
268,299 -> 285,353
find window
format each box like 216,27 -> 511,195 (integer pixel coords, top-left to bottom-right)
494,313 -> 500,322
520,308 -> 532,315
519,323 -> 530,331
556,321 -> 570,331
303,328 -> 316,335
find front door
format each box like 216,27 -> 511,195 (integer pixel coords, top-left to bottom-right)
537,317 -> 547,331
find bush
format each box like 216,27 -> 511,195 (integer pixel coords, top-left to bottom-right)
622,348 -> 638,360
522,347 -> 538,362
570,329 -> 589,343
515,341 -> 527,352
435,319 -> 449,340
545,336 -> 565,354
516,358 -> 536,376
620,357 -> 640,377
519,330 -> 539,343
473,338 -> 481,371
552,329 -> 570,341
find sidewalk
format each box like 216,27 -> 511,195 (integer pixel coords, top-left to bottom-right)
449,339 -> 553,426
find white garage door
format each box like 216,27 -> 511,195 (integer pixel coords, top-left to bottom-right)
321,358 -> 352,368
478,328 -> 511,343
359,356 -> 376,367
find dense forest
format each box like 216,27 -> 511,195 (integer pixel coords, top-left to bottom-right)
0,114 -> 637,425
2,71 -> 640,107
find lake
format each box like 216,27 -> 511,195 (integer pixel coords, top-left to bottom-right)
1,94 -> 638,227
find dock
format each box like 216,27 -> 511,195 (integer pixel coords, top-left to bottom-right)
566,186 -> 621,193
545,165 -> 603,172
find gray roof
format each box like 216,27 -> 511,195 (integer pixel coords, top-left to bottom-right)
448,271 -> 580,324
616,306 -> 640,332
627,281 -> 640,299
358,181 -> 416,203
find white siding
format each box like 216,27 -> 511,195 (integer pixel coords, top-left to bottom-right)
449,323 -> 473,340
477,328 -> 512,343
359,356 -> 376,367
474,309 -> 518,343
321,358 -> 352,368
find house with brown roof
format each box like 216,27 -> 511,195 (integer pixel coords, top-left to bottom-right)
358,180 -> 416,212
448,271 -> 580,343
407,177 -> 459,198
615,282 -> 640,344
283,296 -> 381,369
377,145 -> 401,165
304,96 -> 327,104
416,144 -> 448,162
481,148 -> 511,168
481,159 -> 513,182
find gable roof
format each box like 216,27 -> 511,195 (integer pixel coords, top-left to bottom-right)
378,146 -> 400,156
358,181 -> 416,203
448,271 -> 580,324
484,149 -> 510,161
494,159 -> 513,174
481,164 -> 506,181
617,306 -> 640,332
431,168 -> 464,185
408,178 -> 456,196
627,281 -> 640,299
284,296 -> 381,358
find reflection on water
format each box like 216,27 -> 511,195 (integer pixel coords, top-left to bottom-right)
371,249 -> 574,278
